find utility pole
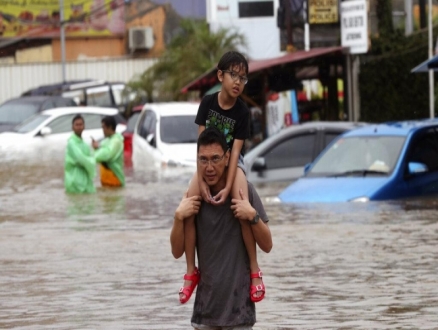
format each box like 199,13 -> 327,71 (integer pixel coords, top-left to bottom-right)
404,0 -> 413,35
285,0 -> 294,52
304,0 -> 309,51
428,0 -> 434,118
420,0 -> 427,28
59,0 -> 66,82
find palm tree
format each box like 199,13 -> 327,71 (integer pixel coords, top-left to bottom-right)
127,19 -> 247,102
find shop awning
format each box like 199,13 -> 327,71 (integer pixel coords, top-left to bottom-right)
411,55 -> 438,73
180,46 -> 346,93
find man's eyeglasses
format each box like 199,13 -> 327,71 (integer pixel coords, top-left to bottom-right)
222,70 -> 248,85
198,152 -> 226,166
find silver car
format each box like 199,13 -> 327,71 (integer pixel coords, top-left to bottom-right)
244,121 -> 366,183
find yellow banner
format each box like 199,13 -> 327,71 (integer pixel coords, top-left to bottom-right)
0,0 -> 125,38
308,0 -> 339,24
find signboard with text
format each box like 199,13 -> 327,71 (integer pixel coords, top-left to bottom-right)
0,0 -> 125,38
308,0 -> 339,24
341,0 -> 368,54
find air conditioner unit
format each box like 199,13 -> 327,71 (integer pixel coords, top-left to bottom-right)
129,27 -> 154,50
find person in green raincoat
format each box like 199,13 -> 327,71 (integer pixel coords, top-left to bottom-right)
92,115 -> 125,187
64,115 -> 96,193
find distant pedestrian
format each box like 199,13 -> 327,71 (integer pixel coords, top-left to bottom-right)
92,116 -> 125,187
64,114 -> 96,193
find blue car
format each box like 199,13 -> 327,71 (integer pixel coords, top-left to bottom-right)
279,119 -> 438,202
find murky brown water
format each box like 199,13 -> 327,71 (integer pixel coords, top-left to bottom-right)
1,151 -> 438,329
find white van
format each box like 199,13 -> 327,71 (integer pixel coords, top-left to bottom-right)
132,102 -> 200,169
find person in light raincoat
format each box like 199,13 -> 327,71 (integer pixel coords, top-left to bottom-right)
92,115 -> 125,187
64,115 -> 96,193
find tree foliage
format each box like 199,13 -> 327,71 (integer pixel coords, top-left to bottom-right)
127,19 -> 247,102
376,0 -> 394,40
358,0 -> 438,122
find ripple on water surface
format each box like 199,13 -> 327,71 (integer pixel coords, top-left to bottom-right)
1,153 -> 438,329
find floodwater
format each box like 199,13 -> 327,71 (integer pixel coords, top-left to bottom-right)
1,149 -> 438,330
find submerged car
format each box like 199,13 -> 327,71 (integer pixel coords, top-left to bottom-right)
0,107 -> 126,154
0,96 -> 77,132
132,102 -> 199,168
279,119 -> 438,203
244,121 -> 365,183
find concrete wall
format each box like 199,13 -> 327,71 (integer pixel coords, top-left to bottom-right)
16,45 -> 53,63
52,37 -> 126,61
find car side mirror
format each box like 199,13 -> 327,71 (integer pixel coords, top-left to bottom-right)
408,161 -> 428,175
39,127 -> 52,136
146,133 -> 156,147
303,162 -> 312,175
252,157 -> 266,171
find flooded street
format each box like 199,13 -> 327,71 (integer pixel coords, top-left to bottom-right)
1,152 -> 438,329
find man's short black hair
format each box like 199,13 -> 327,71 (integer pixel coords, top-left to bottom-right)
72,114 -> 84,125
217,51 -> 248,75
101,115 -> 117,131
198,127 -> 229,153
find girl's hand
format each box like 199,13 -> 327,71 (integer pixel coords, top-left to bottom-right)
211,188 -> 230,205
200,180 -> 213,203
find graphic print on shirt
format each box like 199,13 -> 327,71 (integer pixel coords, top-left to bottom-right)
205,110 -> 235,144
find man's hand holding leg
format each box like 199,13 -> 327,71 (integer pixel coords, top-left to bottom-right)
231,188 -> 256,221
231,189 -> 273,253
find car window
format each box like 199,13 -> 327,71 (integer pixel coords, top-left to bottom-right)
56,98 -> 76,107
407,129 -> 438,172
138,110 -> 156,139
310,136 -> 406,175
46,114 -> 76,134
0,101 -> 40,124
160,115 -> 198,143
63,90 -> 85,105
324,131 -> 344,147
14,114 -> 50,133
111,84 -> 125,106
42,100 -> 56,111
126,112 -> 140,133
261,134 -> 316,169
81,114 -> 103,129
86,86 -> 112,106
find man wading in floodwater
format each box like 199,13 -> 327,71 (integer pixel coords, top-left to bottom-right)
170,127 -> 273,329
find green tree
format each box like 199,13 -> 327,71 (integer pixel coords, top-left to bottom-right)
376,0 -> 394,40
127,19 -> 247,102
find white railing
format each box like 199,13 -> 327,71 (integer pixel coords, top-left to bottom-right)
0,58 -> 157,104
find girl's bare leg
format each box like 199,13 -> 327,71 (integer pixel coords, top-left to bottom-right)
180,172 -> 200,300
232,168 -> 263,298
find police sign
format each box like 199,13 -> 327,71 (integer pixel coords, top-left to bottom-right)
309,0 -> 339,24
341,0 -> 369,54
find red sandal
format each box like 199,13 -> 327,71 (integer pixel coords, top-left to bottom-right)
179,267 -> 200,304
250,269 -> 265,303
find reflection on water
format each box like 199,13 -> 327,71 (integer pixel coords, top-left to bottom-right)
1,152 -> 438,329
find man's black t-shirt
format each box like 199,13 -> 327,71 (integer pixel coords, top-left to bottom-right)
195,92 -> 250,155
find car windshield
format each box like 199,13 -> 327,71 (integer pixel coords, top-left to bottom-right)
0,102 -> 40,124
13,114 -> 50,133
308,136 -> 406,177
160,115 -> 198,143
